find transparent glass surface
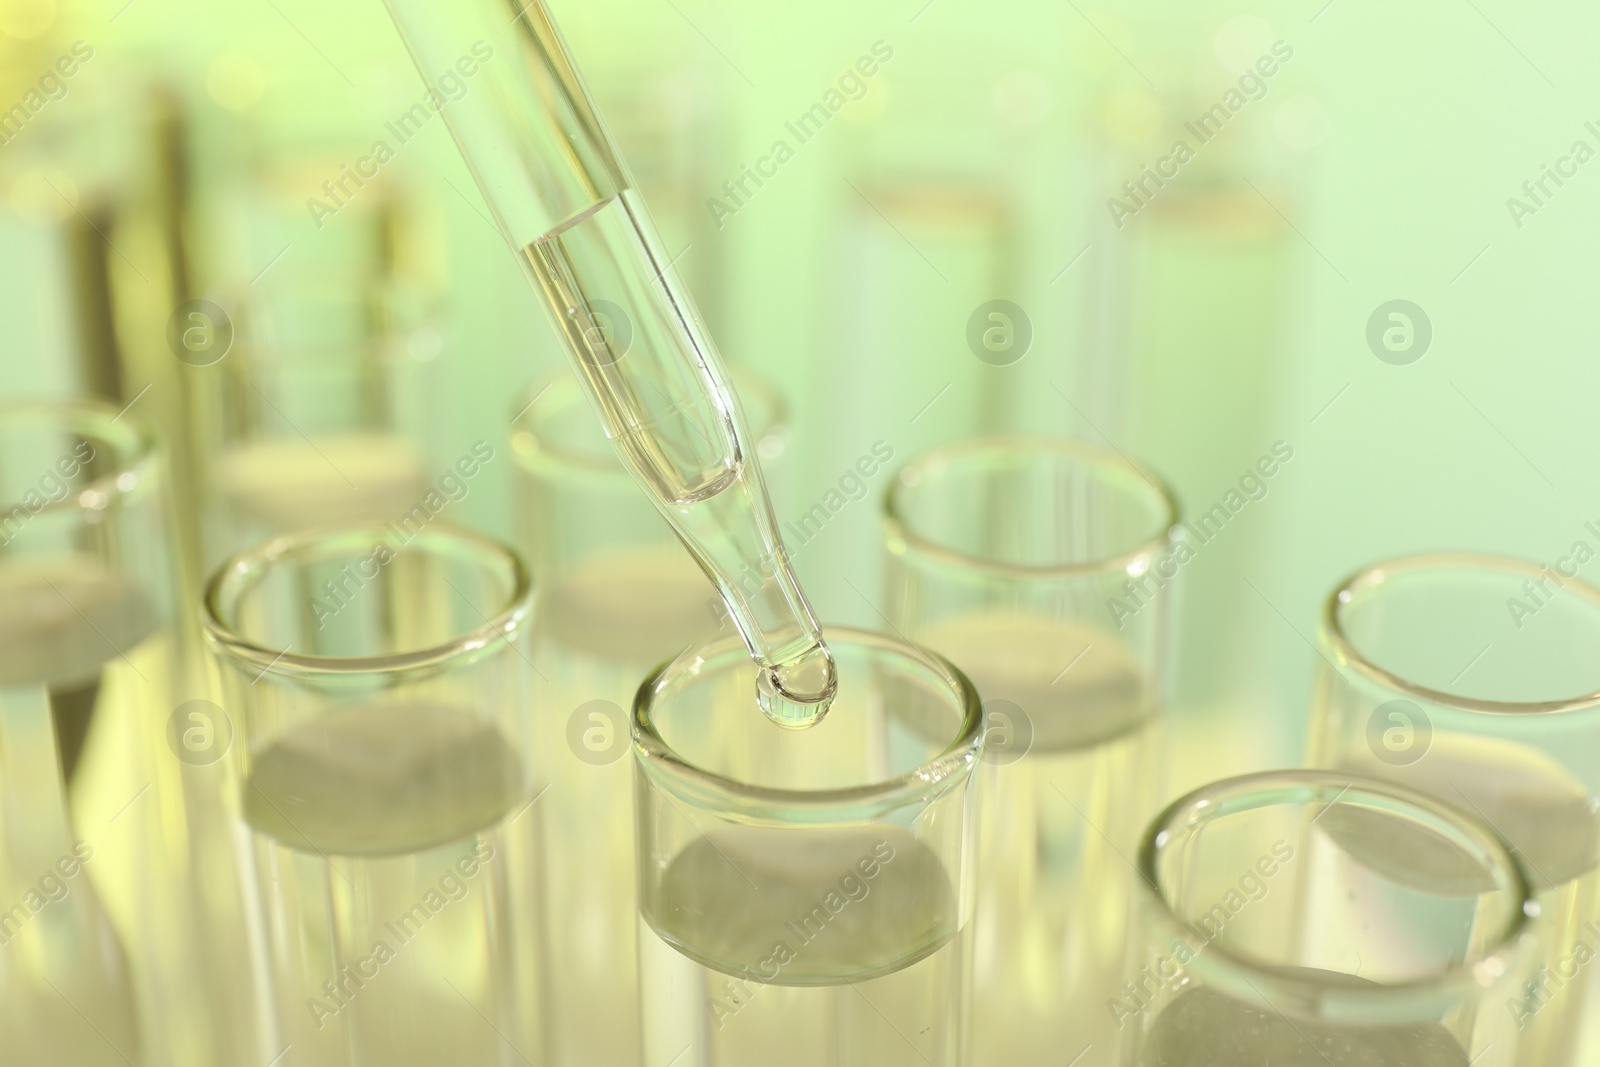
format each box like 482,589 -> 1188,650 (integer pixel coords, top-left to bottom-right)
1126,772 -> 1538,1066
1309,554 -> 1600,1066
513,364 -> 787,663
509,366 -> 785,1067
381,0 -> 833,720
0,401 -> 244,1065
203,523 -> 540,1067
883,436 -> 1177,1063
633,627 -> 982,1066
187,284 -> 431,571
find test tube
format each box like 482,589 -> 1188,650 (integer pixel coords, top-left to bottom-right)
881,436 -> 1177,1062
0,401 -> 232,1064
379,0 -> 834,722
509,366 -> 787,1067
191,290 -> 431,569
632,627 -> 982,1066
1124,771 -> 1538,1066
202,523 -> 541,1067
1308,554 -> 1600,1066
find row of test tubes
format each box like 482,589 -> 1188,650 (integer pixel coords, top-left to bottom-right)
2,361 -> 1596,1066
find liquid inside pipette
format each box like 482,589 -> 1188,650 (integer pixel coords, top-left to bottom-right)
379,0 -> 836,726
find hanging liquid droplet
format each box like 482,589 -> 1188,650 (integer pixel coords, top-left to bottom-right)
756,642 -> 836,729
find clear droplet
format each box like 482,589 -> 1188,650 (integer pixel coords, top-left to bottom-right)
755,642 -> 835,729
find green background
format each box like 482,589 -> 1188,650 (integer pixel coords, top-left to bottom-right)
2,0 -> 1594,789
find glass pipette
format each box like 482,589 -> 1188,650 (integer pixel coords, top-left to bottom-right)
379,0 -> 834,726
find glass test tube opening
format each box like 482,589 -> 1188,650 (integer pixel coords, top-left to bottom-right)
0,402 -> 173,674
1129,771 -> 1539,1067
1323,552 -> 1600,710
632,627 -> 982,1066
202,523 -> 540,1067
1311,553 -> 1600,1066
882,435 -> 1179,1064
883,435 -> 1179,751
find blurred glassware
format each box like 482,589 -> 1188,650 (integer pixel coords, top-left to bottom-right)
0,70 -> 177,402
509,363 -> 785,1067
0,400 -> 246,1065
203,522 -> 542,1067
633,626 -> 982,1067
187,280 -> 433,570
1309,553 -> 1600,1066
882,435 -> 1177,1064
170,128 -> 447,574
1125,770 -> 1538,1066
1074,10 -> 1305,782
1093,177 -> 1294,787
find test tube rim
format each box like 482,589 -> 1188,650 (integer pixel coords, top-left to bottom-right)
632,625 -> 983,822
1323,551 -> 1600,718
202,519 -> 532,679
882,434 -> 1179,581
0,398 -> 163,517
1136,768 -> 1538,1025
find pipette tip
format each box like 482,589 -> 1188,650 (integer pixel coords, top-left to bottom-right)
755,642 -> 836,730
